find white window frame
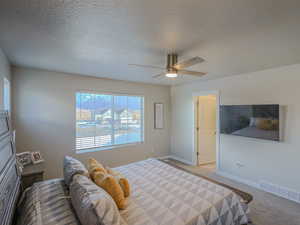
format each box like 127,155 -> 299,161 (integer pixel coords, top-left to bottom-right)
75,91 -> 144,153
3,78 -> 10,113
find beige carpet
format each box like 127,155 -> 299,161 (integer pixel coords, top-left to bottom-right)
163,159 -> 300,225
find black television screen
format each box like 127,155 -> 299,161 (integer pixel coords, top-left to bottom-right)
220,104 -> 280,141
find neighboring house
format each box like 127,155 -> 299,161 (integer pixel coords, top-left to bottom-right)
77,107 -> 141,127
76,109 -> 91,121
94,109 -> 111,122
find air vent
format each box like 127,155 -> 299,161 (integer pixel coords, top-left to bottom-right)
260,181 -> 300,203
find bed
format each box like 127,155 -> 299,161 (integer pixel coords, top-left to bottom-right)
16,158 -> 250,225
0,111 -> 251,225
232,126 -> 278,141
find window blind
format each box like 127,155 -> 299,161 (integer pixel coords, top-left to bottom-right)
76,92 -> 144,151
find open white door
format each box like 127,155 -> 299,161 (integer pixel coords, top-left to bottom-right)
197,95 -> 217,166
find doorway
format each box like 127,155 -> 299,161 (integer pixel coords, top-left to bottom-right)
194,92 -> 219,171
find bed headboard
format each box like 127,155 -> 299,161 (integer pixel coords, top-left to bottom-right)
0,111 -> 21,225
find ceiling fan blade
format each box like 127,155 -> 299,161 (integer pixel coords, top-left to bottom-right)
128,64 -> 164,70
178,70 -> 207,77
152,73 -> 165,78
173,57 -> 204,70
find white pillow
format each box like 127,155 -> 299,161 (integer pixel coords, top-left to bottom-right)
249,117 -> 256,127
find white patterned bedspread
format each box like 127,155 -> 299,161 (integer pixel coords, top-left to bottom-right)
114,159 -> 250,225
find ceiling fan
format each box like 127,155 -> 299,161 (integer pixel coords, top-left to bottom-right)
129,53 -> 206,79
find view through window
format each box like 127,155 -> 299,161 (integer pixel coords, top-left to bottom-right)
76,92 -> 144,151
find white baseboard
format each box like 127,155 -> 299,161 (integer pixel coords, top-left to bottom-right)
157,155 -> 172,160
216,170 -> 260,189
216,170 -> 300,204
259,181 -> 300,203
169,155 -> 194,165
158,155 -> 194,165
199,161 -> 216,166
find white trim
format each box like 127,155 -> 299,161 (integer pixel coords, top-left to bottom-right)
259,181 -> 300,203
198,161 -> 216,166
157,155 -> 172,160
159,155 -> 194,165
192,90 -> 220,169
217,170 -> 300,204
216,170 -> 260,189
169,155 -> 194,165
3,77 -> 10,113
76,89 -> 145,98
76,142 -> 143,154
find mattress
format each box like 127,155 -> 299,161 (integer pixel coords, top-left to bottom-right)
115,159 -> 250,225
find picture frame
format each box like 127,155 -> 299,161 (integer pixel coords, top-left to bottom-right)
31,151 -> 44,164
154,103 -> 164,129
16,152 -> 32,167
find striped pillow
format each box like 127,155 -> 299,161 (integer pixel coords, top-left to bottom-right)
63,156 -> 89,186
70,174 -> 125,225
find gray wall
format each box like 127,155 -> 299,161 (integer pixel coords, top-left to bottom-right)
171,63 -> 300,192
0,49 -> 11,109
12,67 -> 171,179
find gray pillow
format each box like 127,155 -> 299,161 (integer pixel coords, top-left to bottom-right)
63,156 -> 88,186
70,174 -> 124,225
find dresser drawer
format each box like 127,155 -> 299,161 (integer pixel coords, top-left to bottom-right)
0,163 -> 19,222
0,135 -> 14,176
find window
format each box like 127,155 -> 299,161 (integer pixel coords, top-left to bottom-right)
3,78 -> 10,112
76,92 -> 144,151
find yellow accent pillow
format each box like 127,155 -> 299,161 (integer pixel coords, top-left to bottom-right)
256,119 -> 274,130
87,158 -> 128,209
272,119 -> 279,130
87,158 -> 106,175
119,178 -> 130,198
106,167 -> 131,198
92,171 -> 128,210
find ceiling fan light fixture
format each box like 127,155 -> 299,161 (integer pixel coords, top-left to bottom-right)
129,53 -> 206,79
165,72 -> 178,78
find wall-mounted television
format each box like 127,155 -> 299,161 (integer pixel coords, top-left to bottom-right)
220,104 -> 280,141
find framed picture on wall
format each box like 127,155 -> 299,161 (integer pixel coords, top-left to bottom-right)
154,103 -> 164,129
16,152 -> 32,167
31,152 -> 44,164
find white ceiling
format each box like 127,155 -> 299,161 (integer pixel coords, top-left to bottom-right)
1,0 -> 300,85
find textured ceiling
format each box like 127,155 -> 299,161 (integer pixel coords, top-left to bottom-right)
0,0 -> 300,85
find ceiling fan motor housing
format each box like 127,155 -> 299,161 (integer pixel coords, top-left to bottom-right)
167,53 -> 178,73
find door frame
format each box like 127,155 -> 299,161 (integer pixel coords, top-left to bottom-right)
192,90 -> 220,171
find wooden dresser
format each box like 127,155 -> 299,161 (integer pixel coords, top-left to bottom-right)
21,163 -> 45,190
